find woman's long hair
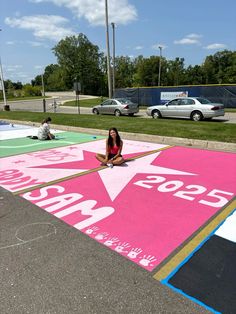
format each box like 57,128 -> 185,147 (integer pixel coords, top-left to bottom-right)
108,127 -> 121,147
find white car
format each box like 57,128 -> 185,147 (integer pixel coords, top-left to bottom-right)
146,97 -> 225,121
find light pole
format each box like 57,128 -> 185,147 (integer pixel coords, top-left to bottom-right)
105,0 -> 112,98
111,22 -> 116,97
41,73 -> 46,112
0,29 -> 8,110
158,46 -> 162,86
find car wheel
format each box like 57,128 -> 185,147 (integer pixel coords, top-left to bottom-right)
114,110 -> 121,117
191,111 -> 203,121
152,110 -> 162,119
93,108 -> 99,115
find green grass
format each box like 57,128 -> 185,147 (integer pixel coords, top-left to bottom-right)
63,97 -> 106,107
225,108 -> 236,112
1,110 -> 236,143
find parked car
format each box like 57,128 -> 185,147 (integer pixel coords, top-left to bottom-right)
146,97 -> 225,121
92,98 -> 139,116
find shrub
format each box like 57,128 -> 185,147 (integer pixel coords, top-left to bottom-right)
22,84 -> 42,97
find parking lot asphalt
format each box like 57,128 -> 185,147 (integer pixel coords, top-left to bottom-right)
0,187 -> 210,314
1,121 -> 235,314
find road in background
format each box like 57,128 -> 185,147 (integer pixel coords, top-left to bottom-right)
0,92 -> 97,113
1,91 -> 236,123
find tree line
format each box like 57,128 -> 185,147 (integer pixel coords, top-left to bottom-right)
2,33 -> 236,98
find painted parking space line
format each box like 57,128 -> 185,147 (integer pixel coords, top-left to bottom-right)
153,197 -> 236,281
165,199 -> 236,314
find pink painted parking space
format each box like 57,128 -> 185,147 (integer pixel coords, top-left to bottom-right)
1,127 -> 236,313
1,142 -> 234,272
0,139 -> 167,193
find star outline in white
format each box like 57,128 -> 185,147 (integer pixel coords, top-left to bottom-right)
98,151 -> 196,201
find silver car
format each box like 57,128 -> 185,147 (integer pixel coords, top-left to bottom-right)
92,98 -> 139,116
146,97 -> 225,121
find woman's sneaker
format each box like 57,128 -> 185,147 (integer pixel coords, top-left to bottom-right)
107,163 -> 114,168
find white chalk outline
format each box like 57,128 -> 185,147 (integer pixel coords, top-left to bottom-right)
0,222 -> 57,250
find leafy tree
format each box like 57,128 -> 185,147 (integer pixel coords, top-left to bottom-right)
16,45 -> 236,96
47,67 -> 67,91
202,50 -> 236,84
133,56 -> 160,86
31,64 -> 68,92
166,58 -> 185,86
216,50 -> 236,83
185,65 -> 204,85
31,75 -> 42,87
52,34 -> 104,95
44,64 -> 61,83
115,56 -> 135,88
4,80 -> 15,97
4,79 -> 13,90
12,81 -> 23,90
132,55 -> 169,87
22,84 -> 42,96
203,55 -> 219,84
98,53 -> 108,96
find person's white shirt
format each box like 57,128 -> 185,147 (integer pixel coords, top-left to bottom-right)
38,122 -> 50,140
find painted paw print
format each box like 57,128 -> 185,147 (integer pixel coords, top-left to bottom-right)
85,226 -> 99,235
104,237 -> 119,246
139,255 -> 157,267
127,248 -> 142,259
115,242 -> 131,253
95,232 -> 109,240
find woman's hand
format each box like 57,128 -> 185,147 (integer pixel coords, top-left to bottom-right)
108,156 -> 115,162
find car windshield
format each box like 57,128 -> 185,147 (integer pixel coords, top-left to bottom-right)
196,97 -> 211,104
116,98 -> 133,104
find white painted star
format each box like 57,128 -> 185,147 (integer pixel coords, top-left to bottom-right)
99,151 -> 196,201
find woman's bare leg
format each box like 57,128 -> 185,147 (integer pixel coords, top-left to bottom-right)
112,156 -> 125,165
96,153 -> 107,164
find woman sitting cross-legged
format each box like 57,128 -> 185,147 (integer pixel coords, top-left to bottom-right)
96,127 -> 125,168
37,117 -> 55,140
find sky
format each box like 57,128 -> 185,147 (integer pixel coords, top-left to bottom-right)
0,0 -> 236,84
